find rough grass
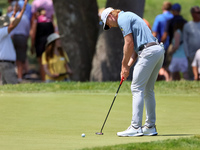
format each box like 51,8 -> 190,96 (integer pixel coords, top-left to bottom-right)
82,135 -> 200,150
0,80 -> 199,94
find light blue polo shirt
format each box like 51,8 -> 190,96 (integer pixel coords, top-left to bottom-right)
117,11 -> 156,53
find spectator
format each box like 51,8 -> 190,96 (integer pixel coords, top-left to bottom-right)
0,0 -> 27,85
8,2 -> 30,83
192,49 -> 200,81
152,1 -> 173,81
168,21 -> 188,80
31,0 -> 54,22
42,33 -> 72,83
7,6 -> 13,15
30,0 -> 55,81
18,0 -> 32,22
162,3 -> 187,45
143,18 -> 151,30
183,6 -> 200,80
37,7 -> 50,23
152,1 -> 173,51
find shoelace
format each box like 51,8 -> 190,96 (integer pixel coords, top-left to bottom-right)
126,125 -> 140,131
126,125 -> 133,131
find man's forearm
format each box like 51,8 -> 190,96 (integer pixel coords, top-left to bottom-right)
128,51 -> 138,67
192,66 -> 199,80
122,43 -> 133,67
8,0 -> 27,33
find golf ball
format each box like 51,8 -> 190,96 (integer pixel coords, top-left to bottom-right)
81,133 -> 85,137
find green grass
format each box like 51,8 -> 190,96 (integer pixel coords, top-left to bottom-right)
1,0 -> 199,31
96,0 -> 200,26
0,80 -> 199,94
0,81 -> 200,150
83,136 -> 200,150
144,0 -> 200,26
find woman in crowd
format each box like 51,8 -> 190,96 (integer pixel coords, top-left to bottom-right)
42,33 -> 72,83
168,21 -> 188,80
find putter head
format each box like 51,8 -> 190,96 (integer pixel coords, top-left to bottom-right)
96,132 -> 103,135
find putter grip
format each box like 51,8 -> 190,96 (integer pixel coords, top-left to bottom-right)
120,76 -> 124,85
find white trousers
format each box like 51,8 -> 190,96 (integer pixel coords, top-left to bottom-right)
131,45 -> 165,128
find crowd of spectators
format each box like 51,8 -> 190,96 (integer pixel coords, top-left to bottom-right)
0,1 -> 200,85
152,2 -> 200,81
0,0 -> 72,85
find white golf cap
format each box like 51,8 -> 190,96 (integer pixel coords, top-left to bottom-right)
101,7 -> 114,30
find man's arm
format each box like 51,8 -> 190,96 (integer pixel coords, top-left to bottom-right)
161,19 -> 170,43
152,31 -> 157,38
183,24 -> 189,58
43,64 -> 59,78
8,0 -> 27,33
127,50 -> 138,68
121,33 -> 135,80
192,66 -> 199,81
169,31 -> 180,54
161,31 -> 168,43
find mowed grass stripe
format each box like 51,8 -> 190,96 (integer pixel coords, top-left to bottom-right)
0,88 -> 199,150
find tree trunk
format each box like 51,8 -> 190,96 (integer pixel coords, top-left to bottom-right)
90,0 -> 145,81
53,0 -> 99,81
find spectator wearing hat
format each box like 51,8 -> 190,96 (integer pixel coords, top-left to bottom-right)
168,21 -> 188,80
159,3 -> 187,81
162,3 -> 187,45
0,0 -> 27,85
183,6 -> 200,80
41,33 -> 72,83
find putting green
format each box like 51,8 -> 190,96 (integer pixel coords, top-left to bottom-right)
0,92 -> 199,150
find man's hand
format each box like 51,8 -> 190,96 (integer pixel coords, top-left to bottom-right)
8,0 -> 27,33
121,65 -> 130,80
121,33 -> 134,80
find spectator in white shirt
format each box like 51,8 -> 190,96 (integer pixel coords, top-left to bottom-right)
0,0 -> 27,84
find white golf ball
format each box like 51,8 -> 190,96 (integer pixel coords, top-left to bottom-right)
81,133 -> 85,137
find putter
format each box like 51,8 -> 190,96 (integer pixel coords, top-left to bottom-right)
96,77 -> 124,135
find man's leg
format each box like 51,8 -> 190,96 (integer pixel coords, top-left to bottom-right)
2,62 -> 18,85
144,52 -> 164,127
187,57 -> 194,80
131,45 -> 164,128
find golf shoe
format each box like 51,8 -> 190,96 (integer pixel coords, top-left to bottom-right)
117,125 -> 143,137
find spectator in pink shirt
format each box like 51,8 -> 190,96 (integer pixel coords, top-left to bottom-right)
30,0 -> 55,81
31,0 -> 54,22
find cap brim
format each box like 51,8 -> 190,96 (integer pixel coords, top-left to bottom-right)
104,24 -> 110,30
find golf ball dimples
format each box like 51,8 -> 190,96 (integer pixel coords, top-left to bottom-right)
81,133 -> 85,137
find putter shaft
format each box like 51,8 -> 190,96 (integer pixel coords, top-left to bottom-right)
98,77 -> 124,134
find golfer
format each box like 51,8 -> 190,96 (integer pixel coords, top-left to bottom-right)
101,8 -> 164,136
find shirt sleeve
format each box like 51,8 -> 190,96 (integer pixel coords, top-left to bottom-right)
118,16 -> 132,37
31,1 -> 37,14
152,16 -> 159,32
0,27 -> 8,41
183,24 -> 189,57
